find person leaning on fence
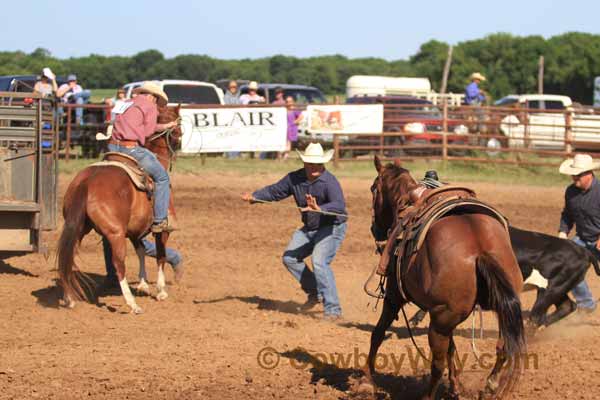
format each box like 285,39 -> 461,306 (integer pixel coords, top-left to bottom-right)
558,154 -> 600,315
109,88 -> 127,121
241,143 -> 348,320
33,68 -> 58,98
224,80 -> 241,105
108,81 -> 178,233
464,72 -> 487,106
56,74 -> 91,125
224,81 -> 242,159
272,87 -> 286,105
239,81 -> 265,105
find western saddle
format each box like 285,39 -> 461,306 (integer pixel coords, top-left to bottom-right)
376,184 -> 508,299
90,152 -> 153,194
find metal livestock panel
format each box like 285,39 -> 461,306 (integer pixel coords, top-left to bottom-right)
0,92 -> 57,255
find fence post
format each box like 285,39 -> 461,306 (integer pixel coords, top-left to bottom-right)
565,109 -> 573,155
333,134 -> 340,168
442,100 -> 448,163
65,104 -> 71,162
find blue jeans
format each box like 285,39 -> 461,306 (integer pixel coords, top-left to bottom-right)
72,90 -> 91,121
225,152 -> 240,159
107,143 -> 170,223
104,238 -> 182,279
282,223 -> 347,316
571,236 -> 598,310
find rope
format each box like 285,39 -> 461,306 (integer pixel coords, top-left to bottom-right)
363,264 -> 386,299
250,198 -> 348,218
470,305 -> 483,364
400,303 -> 431,363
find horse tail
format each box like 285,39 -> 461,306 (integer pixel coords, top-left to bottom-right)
57,182 -> 89,302
476,252 -> 526,396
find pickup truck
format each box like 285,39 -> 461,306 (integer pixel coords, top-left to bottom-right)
122,79 -> 224,105
495,94 -> 600,150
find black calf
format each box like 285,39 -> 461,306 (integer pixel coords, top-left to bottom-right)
409,226 -> 600,328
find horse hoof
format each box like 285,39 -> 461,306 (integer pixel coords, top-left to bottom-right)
136,283 -> 151,296
131,306 -> 144,315
156,291 -> 169,301
355,376 -> 375,395
66,301 -> 76,309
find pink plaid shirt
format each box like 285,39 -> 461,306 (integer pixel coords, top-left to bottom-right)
112,96 -> 158,145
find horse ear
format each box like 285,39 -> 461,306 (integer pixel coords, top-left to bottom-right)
393,159 -> 402,168
374,155 -> 382,173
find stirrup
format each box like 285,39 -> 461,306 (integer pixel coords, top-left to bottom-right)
151,219 -> 177,233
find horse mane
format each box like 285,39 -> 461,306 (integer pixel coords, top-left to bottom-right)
382,163 -> 418,209
383,163 -> 417,194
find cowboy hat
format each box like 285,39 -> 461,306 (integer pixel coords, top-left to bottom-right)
133,81 -> 169,107
559,154 -> 600,175
42,67 -> 55,80
248,81 -> 258,90
297,142 -> 334,164
470,72 -> 486,81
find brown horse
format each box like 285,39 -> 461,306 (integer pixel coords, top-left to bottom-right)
362,156 -> 525,400
57,106 -> 181,314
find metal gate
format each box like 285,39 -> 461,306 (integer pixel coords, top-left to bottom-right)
0,92 -> 57,256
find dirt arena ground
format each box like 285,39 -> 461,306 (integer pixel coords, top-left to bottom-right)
2,169 -> 600,400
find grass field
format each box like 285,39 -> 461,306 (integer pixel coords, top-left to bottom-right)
58,152 -> 571,187
89,88 -> 117,103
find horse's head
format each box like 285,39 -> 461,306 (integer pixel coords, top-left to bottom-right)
370,155 -> 417,242
157,104 -> 182,149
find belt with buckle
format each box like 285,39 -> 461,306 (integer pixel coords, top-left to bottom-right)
109,138 -> 139,148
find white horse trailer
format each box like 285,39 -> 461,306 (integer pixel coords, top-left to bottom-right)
346,75 -> 464,106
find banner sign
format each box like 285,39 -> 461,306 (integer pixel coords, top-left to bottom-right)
306,104 -> 383,134
179,107 -> 287,153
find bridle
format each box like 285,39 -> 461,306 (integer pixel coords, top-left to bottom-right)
370,175 -> 388,254
146,118 -> 181,171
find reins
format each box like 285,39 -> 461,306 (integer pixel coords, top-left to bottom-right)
147,117 -> 181,172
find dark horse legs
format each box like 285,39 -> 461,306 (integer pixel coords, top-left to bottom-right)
361,297 -> 401,390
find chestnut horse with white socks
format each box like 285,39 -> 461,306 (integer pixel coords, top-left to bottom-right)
57,106 -> 180,314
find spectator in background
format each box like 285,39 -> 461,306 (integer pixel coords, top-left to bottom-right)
57,74 -> 91,125
464,72 -> 487,105
109,88 -> 127,121
224,80 -> 242,159
279,96 -> 303,160
224,80 -> 241,105
33,67 -> 57,98
240,81 -> 265,105
272,87 -> 286,105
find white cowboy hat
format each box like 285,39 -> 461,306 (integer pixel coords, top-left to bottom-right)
559,154 -> 600,175
470,72 -> 486,81
248,81 -> 258,90
42,67 -> 55,80
132,81 -> 169,106
296,142 -> 334,164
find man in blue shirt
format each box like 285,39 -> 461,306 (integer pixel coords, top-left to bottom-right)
242,143 -> 347,320
464,72 -> 487,105
558,154 -> 600,314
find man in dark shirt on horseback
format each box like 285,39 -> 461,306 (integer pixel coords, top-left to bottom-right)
558,154 -> 600,314
241,143 -> 348,320
108,82 -> 178,233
